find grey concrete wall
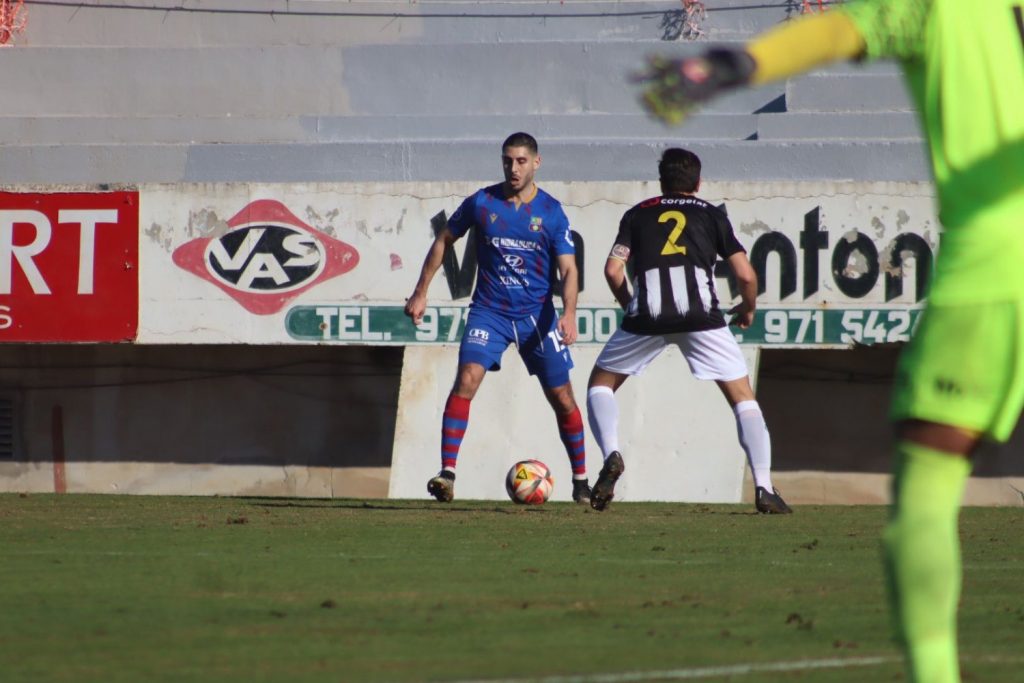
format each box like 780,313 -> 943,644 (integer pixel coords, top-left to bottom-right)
4,339 -> 1021,504
0,344 -> 401,497
758,347 -> 1024,506
391,345 -> 755,503
18,0 -> 790,47
757,113 -> 923,141
0,1 -> 927,184
0,138 -> 931,184
1,42 -> 781,118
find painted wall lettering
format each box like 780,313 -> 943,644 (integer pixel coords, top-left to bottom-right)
137,181 -> 938,346
745,206 -> 932,304
0,192 -> 138,342
433,199 -> 931,309
173,199 -> 359,315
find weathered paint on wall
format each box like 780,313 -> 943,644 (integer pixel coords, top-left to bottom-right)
0,181 -> 937,346
136,181 -> 938,346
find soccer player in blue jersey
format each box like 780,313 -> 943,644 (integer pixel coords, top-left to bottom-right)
404,132 -> 591,504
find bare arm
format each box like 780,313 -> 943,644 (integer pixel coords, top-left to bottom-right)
604,248 -> 632,311
556,253 -> 579,346
404,227 -> 456,325
727,251 -> 758,329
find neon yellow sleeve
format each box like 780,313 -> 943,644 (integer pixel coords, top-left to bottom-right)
747,12 -> 866,85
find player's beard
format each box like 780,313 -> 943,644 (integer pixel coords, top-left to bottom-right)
506,175 -> 534,198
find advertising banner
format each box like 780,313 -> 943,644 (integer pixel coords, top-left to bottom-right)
140,181 -> 937,347
0,191 -> 139,342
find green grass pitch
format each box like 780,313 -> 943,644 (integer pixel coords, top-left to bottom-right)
0,494 -> 1021,682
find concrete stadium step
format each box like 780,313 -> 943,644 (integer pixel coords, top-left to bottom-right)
0,113 -> 760,146
786,72 -> 915,113
313,113 -> 761,142
23,0 -> 789,48
3,46 -> 348,118
0,116 -> 312,146
0,139 -> 932,185
2,3 -> 925,187
0,43 -> 783,118
757,112 -> 923,141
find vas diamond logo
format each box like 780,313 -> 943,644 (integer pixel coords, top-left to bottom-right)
173,199 -> 359,315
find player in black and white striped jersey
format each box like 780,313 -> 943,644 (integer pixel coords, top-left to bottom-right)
585,148 -> 791,514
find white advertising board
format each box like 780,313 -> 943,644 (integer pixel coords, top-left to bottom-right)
138,181 -> 938,347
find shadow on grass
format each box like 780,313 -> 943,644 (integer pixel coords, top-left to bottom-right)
238,497 -> 778,518
240,497 -> 557,514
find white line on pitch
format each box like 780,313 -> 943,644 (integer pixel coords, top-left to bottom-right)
448,656 -> 898,683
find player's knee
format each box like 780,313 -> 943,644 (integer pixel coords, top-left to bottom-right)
895,419 -> 980,456
717,376 -> 754,405
588,366 -> 616,390
453,364 -> 486,398
545,383 -> 576,413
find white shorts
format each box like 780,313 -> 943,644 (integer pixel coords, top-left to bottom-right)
595,326 -> 749,381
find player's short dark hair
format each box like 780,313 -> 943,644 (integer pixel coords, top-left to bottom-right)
659,148 -> 701,194
502,132 -> 539,155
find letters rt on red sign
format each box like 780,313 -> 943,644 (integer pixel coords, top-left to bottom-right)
0,192 -> 139,342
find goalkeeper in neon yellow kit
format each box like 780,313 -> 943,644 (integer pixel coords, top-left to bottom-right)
637,2 -> 1024,682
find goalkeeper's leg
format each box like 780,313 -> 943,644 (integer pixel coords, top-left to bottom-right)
884,296 -> 1024,681
883,428 -> 972,683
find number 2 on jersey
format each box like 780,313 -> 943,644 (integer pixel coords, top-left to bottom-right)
659,210 -> 688,256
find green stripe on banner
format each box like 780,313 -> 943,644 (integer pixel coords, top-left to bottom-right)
285,305 -> 923,347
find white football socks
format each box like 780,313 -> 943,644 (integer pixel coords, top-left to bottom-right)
734,400 -> 773,491
586,385 -> 620,459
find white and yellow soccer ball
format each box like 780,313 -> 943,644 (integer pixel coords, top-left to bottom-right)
505,459 -> 554,505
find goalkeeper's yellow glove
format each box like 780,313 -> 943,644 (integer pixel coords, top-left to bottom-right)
636,47 -> 756,126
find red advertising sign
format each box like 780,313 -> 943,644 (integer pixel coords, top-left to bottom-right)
0,192 -> 139,342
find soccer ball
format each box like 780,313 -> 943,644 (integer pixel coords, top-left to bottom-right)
505,459 -> 554,505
